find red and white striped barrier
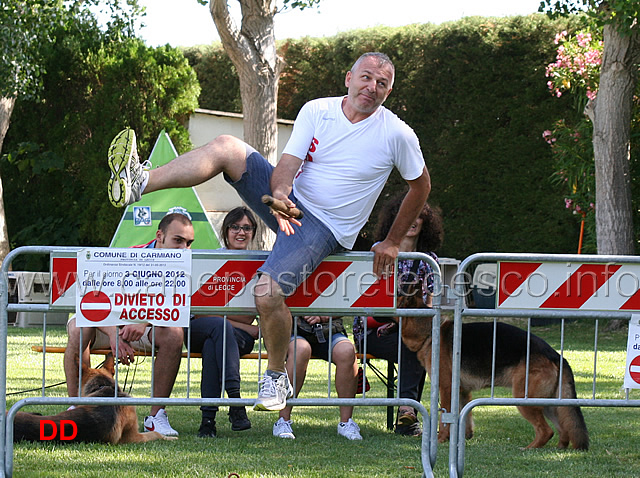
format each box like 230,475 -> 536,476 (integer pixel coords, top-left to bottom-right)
50,251 -> 396,313
498,261 -> 640,311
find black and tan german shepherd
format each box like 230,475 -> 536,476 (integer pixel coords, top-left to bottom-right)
13,354 -> 176,444
397,289 -> 589,450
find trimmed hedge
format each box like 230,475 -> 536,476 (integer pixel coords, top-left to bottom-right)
187,14 -> 584,259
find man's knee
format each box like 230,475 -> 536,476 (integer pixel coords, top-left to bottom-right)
332,341 -> 356,365
207,135 -> 248,162
288,339 -> 312,361
66,317 -> 95,350
210,134 -> 242,149
66,316 -> 79,341
154,326 -> 184,351
254,275 -> 286,314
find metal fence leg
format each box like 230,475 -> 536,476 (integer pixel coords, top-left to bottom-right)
387,359 -> 395,430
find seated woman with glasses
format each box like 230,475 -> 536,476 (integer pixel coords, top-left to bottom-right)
186,206 -> 259,438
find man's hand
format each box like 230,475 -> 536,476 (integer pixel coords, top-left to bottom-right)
110,334 -> 137,366
272,191 -> 302,236
269,153 -> 303,235
371,240 -> 398,279
303,315 -> 331,325
119,323 -> 148,342
110,323 -> 148,365
372,169 -> 430,279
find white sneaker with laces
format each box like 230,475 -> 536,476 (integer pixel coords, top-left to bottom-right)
337,418 -> 363,440
144,409 -> 179,436
253,370 -> 293,411
107,128 -> 149,207
273,417 -> 295,439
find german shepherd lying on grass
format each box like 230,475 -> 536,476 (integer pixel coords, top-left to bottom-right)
397,288 -> 589,450
13,353 -> 176,444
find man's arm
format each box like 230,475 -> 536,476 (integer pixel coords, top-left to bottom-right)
371,167 -> 431,278
270,153 -> 304,235
228,316 -> 260,340
99,325 -> 146,365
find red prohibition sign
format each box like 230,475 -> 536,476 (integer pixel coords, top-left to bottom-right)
80,291 -> 112,322
629,354 -> 640,385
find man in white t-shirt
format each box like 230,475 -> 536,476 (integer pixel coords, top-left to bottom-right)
107,52 -> 431,423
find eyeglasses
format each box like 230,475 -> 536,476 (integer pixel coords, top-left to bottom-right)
229,224 -> 255,233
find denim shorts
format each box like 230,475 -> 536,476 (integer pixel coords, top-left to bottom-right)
290,332 -> 349,361
224,149 -> 341,295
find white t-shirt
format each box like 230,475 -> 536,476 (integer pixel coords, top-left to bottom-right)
283,96 -> 425,249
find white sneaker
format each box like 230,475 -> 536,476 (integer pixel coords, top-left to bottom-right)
254,370 -> 293,411
108,128 -> 149,207
337,418 -> 362,440
273,417 -> 295,439
144,409 -> 179,436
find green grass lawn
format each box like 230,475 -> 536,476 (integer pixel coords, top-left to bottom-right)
5,320 -> 640,477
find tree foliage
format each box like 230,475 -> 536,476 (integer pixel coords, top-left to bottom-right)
183,45 -> 241,113
1,14 -> 199,269
540,0 -> 639,31
0,0 -> 147,265
0,0 -> 144,100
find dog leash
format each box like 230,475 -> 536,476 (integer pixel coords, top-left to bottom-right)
6,358 -> 109,396
5,357 -> 143,397
120,355 -> 144,394
6,381 -> 66,396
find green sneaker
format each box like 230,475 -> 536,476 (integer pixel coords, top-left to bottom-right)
107,128 -> 148,207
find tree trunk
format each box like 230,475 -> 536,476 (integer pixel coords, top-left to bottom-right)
209,0 -> 281,249
0,95 -> 16,268
210,0 -> 281,163
589,24 -> 639,255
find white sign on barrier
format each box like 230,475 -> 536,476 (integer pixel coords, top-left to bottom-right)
497,261 -> 640,311
75,248 -> 191,327
624,314 -> 640,389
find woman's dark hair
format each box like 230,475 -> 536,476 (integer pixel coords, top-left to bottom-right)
221,206 -> 257,248
374,193 -> 444,252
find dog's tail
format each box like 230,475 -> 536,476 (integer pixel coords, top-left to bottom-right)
544,358 -> 589,450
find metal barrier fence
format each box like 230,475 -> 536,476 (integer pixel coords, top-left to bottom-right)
1,246 -> 442,478
448,253 -> 640,478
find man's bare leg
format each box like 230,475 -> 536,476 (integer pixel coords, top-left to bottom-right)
64,317 -> 96,397
254,275 -> 292,373
332,340 -> 358,423
279,339 -> 312,422
253,274 -> 295,411
333,340 -> 362,439
145,135 -> 248,194
147,327 -> 183,416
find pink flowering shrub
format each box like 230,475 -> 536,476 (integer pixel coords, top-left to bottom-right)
543,118 -> 595,217
543,30 -> 601,252
545,30 -> 603,101
544,28 -> 640,253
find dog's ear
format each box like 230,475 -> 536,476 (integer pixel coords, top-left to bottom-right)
103,353 -> 116,376
76,354 -> 91,375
